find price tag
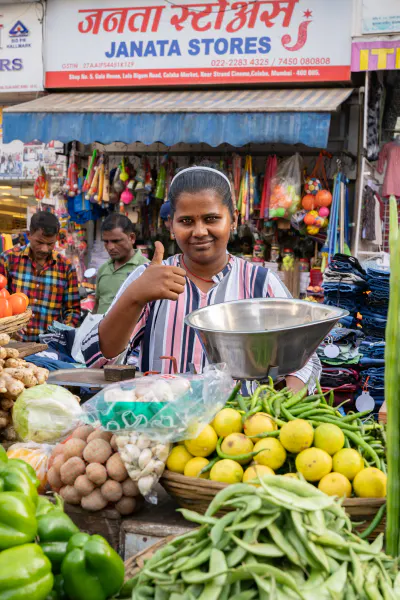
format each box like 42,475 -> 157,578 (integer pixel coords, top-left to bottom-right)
355,391 -> 375,412
323,344 -> 340,359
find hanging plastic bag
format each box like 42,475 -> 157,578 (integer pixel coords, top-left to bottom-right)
81,365 -> 234,502
269,153 -> 302,220
7,442 -> 54,492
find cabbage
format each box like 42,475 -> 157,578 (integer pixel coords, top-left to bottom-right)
13,384 -> 83,443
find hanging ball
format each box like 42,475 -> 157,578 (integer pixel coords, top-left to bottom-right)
316,189 -> 332,207
304,177 -> 322,196
319,207 -> 330,218
302,194 -> 316,211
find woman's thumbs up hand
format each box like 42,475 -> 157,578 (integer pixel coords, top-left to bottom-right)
128,241 -> 186,306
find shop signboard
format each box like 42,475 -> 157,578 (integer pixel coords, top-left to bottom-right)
0,3 -> 43,93
361,0 -> 400,35
45,0 -> 352,87
351,38 -> 400,71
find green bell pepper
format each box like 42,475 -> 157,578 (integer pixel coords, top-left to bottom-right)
62,534 -> 125,600
0,543 -> 53,600
0,492 -> 37,550
46,575 -> 67,600
7,459 -> 40,488
38,509 -> 80,572
0,446 -> 8,464
36,496 -> 64,518
0,462 -> 39,503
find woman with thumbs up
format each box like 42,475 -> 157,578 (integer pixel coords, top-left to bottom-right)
82,164 -> 320,393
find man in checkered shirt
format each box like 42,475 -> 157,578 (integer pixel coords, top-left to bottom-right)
0,211 -> 80,342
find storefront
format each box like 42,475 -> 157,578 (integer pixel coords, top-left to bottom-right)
3,0 -> 355,294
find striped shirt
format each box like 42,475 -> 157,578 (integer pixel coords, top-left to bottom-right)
0,245 -> 80,342
82,255 -> 321,390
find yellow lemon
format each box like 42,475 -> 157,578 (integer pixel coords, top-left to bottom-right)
166,445 -> 193,474
283,473 -> 299,479
184,425 -> 218,458
254,438 -> 287,470
212,408 -> 243,438
243,464 -> 274,486
279,419 -> 314,454
243,412 -> 277,442
184,457 -> 210,479
210,459 -> 243,484
332,448 -> 364,481
353,467 -> 387,498
221,433 -> 254,465
318,472 -> 352,498
295,448 -> 333,482
314,424 -> 345,456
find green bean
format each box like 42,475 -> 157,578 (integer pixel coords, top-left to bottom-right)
286,528 -> 320,570
258,477 -> 335,511
210,511 -> 236,547
170,547 -> 212,574
282,384 -> 308,408
237,394 -> 248,413
250,385 -> 271,410
358,505 -> 387,541
364,565 -> 381,600
154,588 -> 169,600
244,430 -> 280,440
206,484 -> 256,517
341,409 -> 373,423
329,390 -> 335,407
291,399 -> 321,415
349,549 -> 364,596
281,406 -> 296,421
291,512 -> 330,572
230,534 -> 284,558
216,437 -> 263,463
231,562 -> 305,598
227,382 -> 242,404
178,509 -> 217,526
181,568 -> 228,586
226,529 -> 255,568
226,512 -> 278,533
266,522 -> 302,565
309,418 -> 362,432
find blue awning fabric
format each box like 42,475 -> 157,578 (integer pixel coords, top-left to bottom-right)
3,88 -> 352,148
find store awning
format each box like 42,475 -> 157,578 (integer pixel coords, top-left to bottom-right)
3,88 -> 353,148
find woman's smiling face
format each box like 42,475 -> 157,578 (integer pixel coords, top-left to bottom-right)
171,189 -> 236,265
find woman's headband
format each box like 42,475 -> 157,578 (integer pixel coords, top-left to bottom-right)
170,166 -> 231,191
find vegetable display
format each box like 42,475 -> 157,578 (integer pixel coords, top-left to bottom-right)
0,334 -> 49,442
47,426 -> 143,515
128,476 -> 399,599
0,443 -> 125,600
165,382 -> 387,499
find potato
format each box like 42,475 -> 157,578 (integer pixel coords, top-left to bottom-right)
115,496 -> 137,516
63,438 -> 86,460
4,359 -> 25,369
4,349 -> 19,359
121,478 -> 140,498
106,453 -> 128,483
47,466 -> 62,491
87,430 -> 113,444
74,474 -> 95,497
60,485 -> 81,505
86,463 -> 107,486
81,489 -> 108,512
52,444 -> 65,457
0,334 -> 10,347
110,435 -> 118,452
0,398 -> 13,411
83,439 -> 112,464
60,457 -> 86,485
72,425 -> 94,442
2,425 -> 17,442
101,480 -> 123,503
52,454 -> 65,473
0,348 -> 6,360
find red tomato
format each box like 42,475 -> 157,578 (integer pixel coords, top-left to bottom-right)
13,293 -> 29,309
0,299 -> 12,318
0,275 -> 6,291
9,294 -> 27,315
0,289 -> 10,299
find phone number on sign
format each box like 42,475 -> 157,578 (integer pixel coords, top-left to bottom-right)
211,57 -> 331,67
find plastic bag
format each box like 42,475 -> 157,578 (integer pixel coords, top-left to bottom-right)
7,442 -> 53,492
13,384 -> 83,444
82,365 -> 234,502
269,153 -> 302,220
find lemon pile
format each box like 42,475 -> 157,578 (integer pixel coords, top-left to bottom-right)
166,410 -> 387,499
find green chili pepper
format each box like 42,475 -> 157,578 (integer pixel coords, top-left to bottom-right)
359,504 -> 386,540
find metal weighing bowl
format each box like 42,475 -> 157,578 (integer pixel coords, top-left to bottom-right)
185,298 -> 348,380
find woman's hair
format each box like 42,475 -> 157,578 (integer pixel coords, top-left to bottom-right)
168,161 -> 234,219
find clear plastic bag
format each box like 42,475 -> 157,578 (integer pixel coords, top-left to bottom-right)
81,365 -> 234,502
269,153 -> 302,220
7,442 -> 54,492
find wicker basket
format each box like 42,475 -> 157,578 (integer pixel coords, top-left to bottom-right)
0,310 -> 32,335
160,470 -> 386,539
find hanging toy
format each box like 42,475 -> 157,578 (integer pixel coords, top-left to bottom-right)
83,150 -> 97,193
113,165 -> 125,194
102,158 -> 110,204
304,176 -> 322,196
135,161 -> 145,191
120,158 -> 129,183
121,186 -> 134,205
155,156 -> 167,200
301,194 -> 316,211
304,210 -> 318,226
87,156 -> 101,202
315,189 -> 332,207
34,167 -> 47,201
144,159 -> 153,192
65,146 -> 79,197
94,159 -> 105,204
319,206 -> 330,218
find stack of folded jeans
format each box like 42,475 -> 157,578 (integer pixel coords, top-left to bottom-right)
360,262 -> 390,339
359,340 -> 385,367
323,254 -> 368,319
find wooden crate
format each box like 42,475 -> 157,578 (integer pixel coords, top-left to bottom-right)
379,401 -> 386,424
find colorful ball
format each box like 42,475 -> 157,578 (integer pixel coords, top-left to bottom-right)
313,216 -> 324,228
304,212 -> 316,226
275,207 -> 286,218
316,189 -> 332,207
304,177 -> 322,196
302,194 -> 316,211
307,225 -> 320,235
318,207 -> 330,218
